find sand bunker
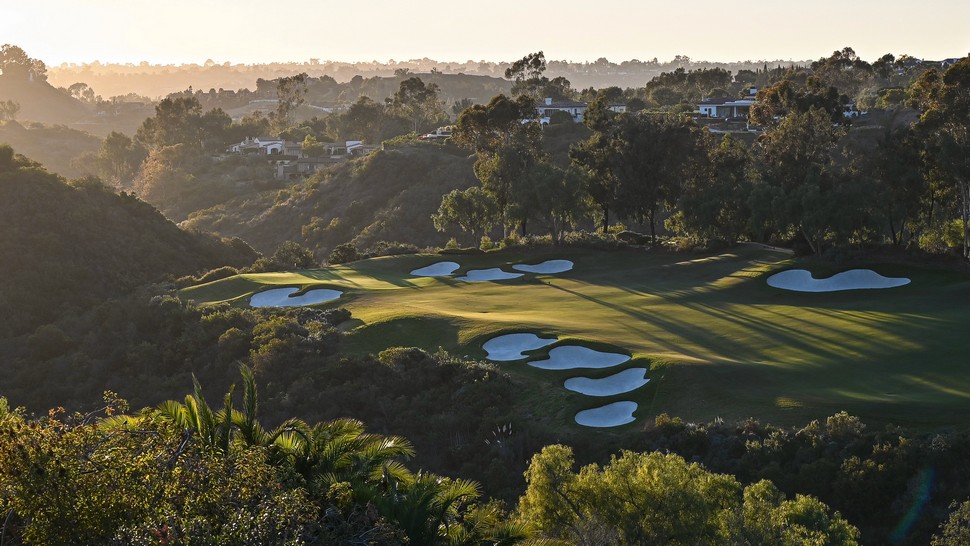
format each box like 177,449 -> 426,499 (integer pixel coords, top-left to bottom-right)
564,368 -> 649,396
410,261 -> 461,277
483,333 -> 559,361
528,345 -> 631,370
575,401 -> 638,427
767,269 -> 911,292
455,268 -> 523,282
512,259 -> 574,274
250,287 -> 342,308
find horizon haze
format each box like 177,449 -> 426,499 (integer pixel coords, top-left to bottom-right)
4,0 -> 969,66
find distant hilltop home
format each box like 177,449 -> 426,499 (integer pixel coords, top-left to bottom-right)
228,136 -> 303,156
535,97 -> 626,124
226,136 -> 378,180
418,126 -> 453,141
273,140 -> 380,181
697,88 -> 758,120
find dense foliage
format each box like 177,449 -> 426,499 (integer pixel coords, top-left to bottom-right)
0,146 -> 256,337
634,413 -> 970,545
183,142 -> 480,257
518,444 -> 859,545
0,372 -> 529,545
3,47 -> 970,546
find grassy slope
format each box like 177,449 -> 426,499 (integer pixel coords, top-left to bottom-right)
181,246 -> 970,431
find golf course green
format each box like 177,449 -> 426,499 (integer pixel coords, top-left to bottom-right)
180,245 -> 970,431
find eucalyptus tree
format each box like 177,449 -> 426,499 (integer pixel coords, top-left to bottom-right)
862,126 -> 925,246
911,58 -> 970,258
609,113 -> 704,243
452,94 -> 542,234
388,76 -> 447,134
674,133 -> 754,244
269,72 -> 308,135
573,111 -> 705,241
752,107 -> 847,254
515,161 -> 589,244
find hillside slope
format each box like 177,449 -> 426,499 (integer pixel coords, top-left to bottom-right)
183,142 -> 479,256
0,146 -> 257,337
0,121 -> 100,178
0,74 -> 90,124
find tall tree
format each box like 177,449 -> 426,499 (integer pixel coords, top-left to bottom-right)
505,51 -> 547,98
753,107 -> 846,254
865,126 -> 925,246
0,44 -> 46,81
911,58 -> 970,258
674,133 -> 753,243
607,113 -> 704,243
387,76 -> 446,133
432,186 -> 500,241
95,131 -> 147,189
452,94 -> 542,234
135,96 -> 204,150
339,95 -> 385,142
505,51 -> 573,100
268,73 -> 308,136
570,128 -> 616,233
519,161 -> 589,244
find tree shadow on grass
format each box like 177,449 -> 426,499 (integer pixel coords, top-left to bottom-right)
342,316 -> 462,355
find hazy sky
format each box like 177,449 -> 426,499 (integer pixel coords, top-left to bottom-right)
3,0 -> 968,65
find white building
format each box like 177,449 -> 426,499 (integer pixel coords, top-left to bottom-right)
228,137 -> 303,156
698,89 -> 757,119
535,98 -> 627,124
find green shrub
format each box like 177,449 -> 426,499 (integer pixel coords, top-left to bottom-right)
479,235 -> 495,251
367,241 -> 420,257
196,266 -> 239,284
561,230 -> 627,250
328,243 -> 362,264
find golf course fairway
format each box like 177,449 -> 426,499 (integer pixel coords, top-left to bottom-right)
180,245 -> 970,431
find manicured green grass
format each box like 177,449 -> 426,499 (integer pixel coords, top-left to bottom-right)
180,246 -> 970,431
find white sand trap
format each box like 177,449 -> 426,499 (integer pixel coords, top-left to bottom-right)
250,287 -> 342,308
575,401 -> 638,427
528,345 -> 631,370
767,269 -> 911,292
483,333 -> 559,361
410,261 -> 460,277
512,259 -> 574,274
564,368 -> 650,396
455,268 -> 524,282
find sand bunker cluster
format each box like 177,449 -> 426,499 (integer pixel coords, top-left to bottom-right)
411,259 -> 574,281
235,259 -> 915,427
483,332 -> 646,428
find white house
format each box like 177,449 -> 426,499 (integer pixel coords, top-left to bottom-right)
536,97 -> 589,124
534,98 -> 627,124
228,137 -> 303,156
698,89 -> 757,119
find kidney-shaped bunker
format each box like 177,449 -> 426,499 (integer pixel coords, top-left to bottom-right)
410,261 -> 461,277
575,401 -> 638,427
483,333 -> 558,361
564,368 -> 649,396
767,269 -> 910,292
250,287 -> 343,308
529,345 -> 630,370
